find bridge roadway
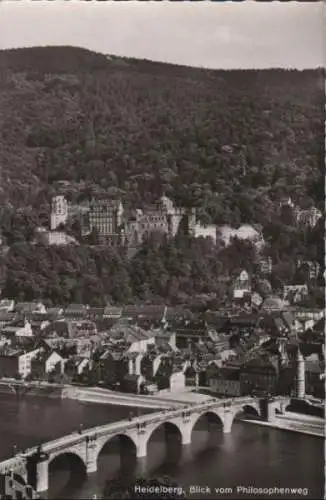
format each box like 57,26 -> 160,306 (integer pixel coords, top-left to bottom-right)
0,396 -> 289,494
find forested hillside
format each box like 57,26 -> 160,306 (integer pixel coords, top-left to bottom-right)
0,46 -> 324,306
0,46 -> 324,224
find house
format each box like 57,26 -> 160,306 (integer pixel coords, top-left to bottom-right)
259,257 -> 273,275
305,353 -> 324,398
0,299 -> 15,312
46,307 -> 64,319
261,296 -> 285,312
15,302 -> 46,315
174,319 -> 207,349
169,370 -> 186,392
209,365 -> 241,397
141,351 -> 164,380
64,304 -> 89,320
42,320 -> 72,339
296,260 -> 320,280
154,329 -> 177,351
239,353 -> 279,396
0,347 -> 40,379
121,373 -> 145,394
70,320 -> 97,338
103,306 -> 122,320
294,308 -> 324,322
31,350 -> 65,378
1,319 -> 34,344
0,312 -> 17,329
121,305 -> 167,328
283,285 -> 308,305
109,324 -> 155,353
232,270 -> 251,299
94,350 -> 125,389
88,307 -> 105,320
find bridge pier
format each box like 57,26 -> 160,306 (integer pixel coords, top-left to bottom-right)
27,450 -> 49,494
222,411 -> 233,434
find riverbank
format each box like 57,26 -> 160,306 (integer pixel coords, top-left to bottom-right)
242,411 -> 324,438
0,379 -> 192,409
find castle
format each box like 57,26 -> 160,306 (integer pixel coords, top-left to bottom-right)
49,194 -> 202,246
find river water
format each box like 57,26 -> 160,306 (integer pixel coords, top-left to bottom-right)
0,395 -> 324,499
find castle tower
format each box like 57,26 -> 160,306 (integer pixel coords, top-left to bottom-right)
50,195 -> 68,230
295,349 -> 305,399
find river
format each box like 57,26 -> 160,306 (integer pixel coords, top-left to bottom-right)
0,395 -> 324,499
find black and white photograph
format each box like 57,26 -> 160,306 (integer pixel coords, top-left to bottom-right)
0,1 -> 324,499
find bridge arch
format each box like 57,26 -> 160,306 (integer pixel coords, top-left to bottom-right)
48,451 -> 87,494
145,420 -> 184,471
190,410 -> 225,450
96,433 -> 138,481
231,401 -> 261,428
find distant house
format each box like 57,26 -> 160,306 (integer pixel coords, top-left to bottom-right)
15,302 -> 47,315
103,306 -> 122,320
42,320 -> 72,339
0,347 -> 40,379
31,350 -> 65,378
154,330 -> 177,351
109,324 -> 155,353
305,353 -> 324,398
121,373 -> 145,394
209,371 -> 241,397
64,304 -> 89,320
261,296 -> 285,312
121,305 -> 167,327
283,285 -> 308,305
1,319 -> 33,344
0,312 -> 17,329
233,270 -> 251,299
95,350 -> 125,388
239,353 -> 279,396
0,299 -> 15,312
47,307 -> 64,319
169,370 -> 186,392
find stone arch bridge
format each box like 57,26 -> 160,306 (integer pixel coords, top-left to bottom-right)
0,396 -> 289,494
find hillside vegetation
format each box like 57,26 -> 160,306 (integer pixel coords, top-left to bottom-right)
0,46 -> 324,306
0,46 -> 324,223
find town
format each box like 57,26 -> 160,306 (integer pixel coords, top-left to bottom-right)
0,261 -> 324,401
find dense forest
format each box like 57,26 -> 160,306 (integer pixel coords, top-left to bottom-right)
0,46 -> 324,306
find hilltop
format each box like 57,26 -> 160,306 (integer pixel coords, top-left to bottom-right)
0,46 -> 324,228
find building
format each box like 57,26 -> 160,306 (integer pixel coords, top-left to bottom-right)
239,353 -> 279,396
296,206 -> 322,228
64,304 -> 89,320
50,195 -> 69,230
283,285 -> 308,305
193,224 -> 217,244
0,347 -> 40,379
259,257 -> 273,275
0,299 -> 15,312
31,350 -> 65,379
169,370 -> 186,391
126,196 -> 193,245
233,270 -> 251,299
87,198 -> 124,238
15,302 -> 47,315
